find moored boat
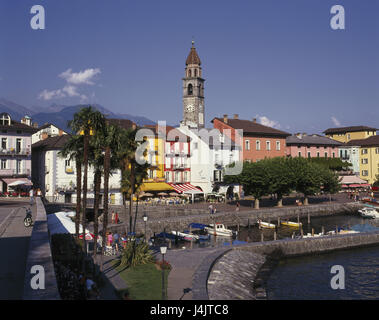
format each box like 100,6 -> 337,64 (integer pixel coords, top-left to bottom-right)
257,219 -> 276,229
205,223 -> 236,237
281,221 -> 302,228
358,207 -> 379,219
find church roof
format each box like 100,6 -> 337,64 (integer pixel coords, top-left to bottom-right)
186,42 -> 201,65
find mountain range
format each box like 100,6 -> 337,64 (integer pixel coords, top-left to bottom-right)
0,98 -> 155,131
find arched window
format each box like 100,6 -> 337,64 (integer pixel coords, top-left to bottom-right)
187,84 -> 193,95
194,69 -> 197,77
188,69 -> 192,77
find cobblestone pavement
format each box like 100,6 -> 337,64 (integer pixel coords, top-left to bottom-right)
0,199 -> 36,299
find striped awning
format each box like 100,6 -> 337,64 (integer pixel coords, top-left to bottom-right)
2,178 -> 33,186
167,183 -> 203,194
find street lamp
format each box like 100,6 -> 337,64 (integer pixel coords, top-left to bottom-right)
143,213 -> 148,242
160,245 -> 167,300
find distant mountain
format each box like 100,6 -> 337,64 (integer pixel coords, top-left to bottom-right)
0,98 -> 35,119
0,99 -> 156,131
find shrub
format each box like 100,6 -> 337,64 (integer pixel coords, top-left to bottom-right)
120,242 -> 155,268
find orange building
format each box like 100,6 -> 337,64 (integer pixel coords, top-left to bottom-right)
212,114 -> 290,162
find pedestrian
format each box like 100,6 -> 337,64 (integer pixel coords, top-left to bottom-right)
115,212 -> 119,224
111,211 -> 115,224
121,233 -> 127,249
29,188 -> 34,205
236,201 -> 240,212
113,231 -> 120,253
208,204 -> 213,215
213,206 -> 217,214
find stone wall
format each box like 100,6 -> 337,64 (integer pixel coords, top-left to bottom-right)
23,198 -> 60,300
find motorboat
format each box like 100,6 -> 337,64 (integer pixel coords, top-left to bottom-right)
281,221 -> 302,228
171,230 -> 201,241
257,220 -> 276,229
205,223 -> 236,237
302,232 -> 324,238
358,207 -> 379,219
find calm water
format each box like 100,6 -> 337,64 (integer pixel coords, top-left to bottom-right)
168,212 -> 379,249
266,245 -> 379,300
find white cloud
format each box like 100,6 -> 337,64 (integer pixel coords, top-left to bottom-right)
59,68 -> 101,85
331,116 -> 341,127
256,115 -> 281,129
38,68 -> 100,101
38,88 -> 65,100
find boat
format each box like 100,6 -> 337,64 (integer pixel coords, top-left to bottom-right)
205,223 -> 236,237
171,230 -> 203,241
302,232 -> 324,238
257,219 -> 276,229
281,221 -> 302,228
358,207 -> 379,219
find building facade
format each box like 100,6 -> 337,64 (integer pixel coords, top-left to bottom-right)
0,113 -> 35,192
212,114 -> 290,162
286,133 -> 341,158
323,126 -> 377,143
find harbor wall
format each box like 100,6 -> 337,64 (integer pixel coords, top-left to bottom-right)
201,230 -> 379,300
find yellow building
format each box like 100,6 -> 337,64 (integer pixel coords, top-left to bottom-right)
139,125 -> 174,194
353,136 -> 379,184
323,126 -> 377,143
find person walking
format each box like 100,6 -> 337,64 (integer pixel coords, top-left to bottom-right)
236,201 -> 240,212
111,211 -> 115,224
29,188 -> 34,206
113,231 -> 120,253
208,204 -> 213,215
115,212 -> 119,224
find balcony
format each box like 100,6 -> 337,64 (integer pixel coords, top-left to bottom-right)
0,168 -> 31,176
0,148 -> 31,156
173,163 -> 188,170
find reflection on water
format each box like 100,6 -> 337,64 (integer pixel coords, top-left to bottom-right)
266,245 -> 379,300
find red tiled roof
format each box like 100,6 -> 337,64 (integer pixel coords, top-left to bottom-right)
212,117 -> 290,137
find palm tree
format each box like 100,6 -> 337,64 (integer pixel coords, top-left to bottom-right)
119,128 -> 149,234
59,135 -> 84,239
68,106 -> 105,255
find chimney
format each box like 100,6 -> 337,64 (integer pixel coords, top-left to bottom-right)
21,116 -> 32,126
41,132 -> 48,140
58,129 -> 63,136
252,118 -> 257,123
295,133 -> 302,139
223,114 -> 228,124
233,114 -> 239,120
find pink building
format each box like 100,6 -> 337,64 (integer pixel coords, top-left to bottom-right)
286,133 -> 341,158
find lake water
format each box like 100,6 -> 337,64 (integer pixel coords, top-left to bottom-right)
266,245 -> 379,300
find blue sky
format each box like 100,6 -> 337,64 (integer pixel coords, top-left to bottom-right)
0,0 -> 378,133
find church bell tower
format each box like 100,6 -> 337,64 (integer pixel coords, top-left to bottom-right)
182,41 -> 205,129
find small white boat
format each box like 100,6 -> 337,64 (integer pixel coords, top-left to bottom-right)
257,220 -> 276,229
171,231 -> 199,241
302,232 -> 324,238
205,223 -> 235,237
358,207 -> 379,219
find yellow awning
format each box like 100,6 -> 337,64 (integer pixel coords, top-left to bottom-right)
140,182 -> 174,192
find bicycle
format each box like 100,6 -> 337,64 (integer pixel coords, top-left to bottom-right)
23,207 -> 33,227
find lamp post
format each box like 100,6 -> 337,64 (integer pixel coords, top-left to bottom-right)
143,213 -> 148,243
160,245 -> 167,300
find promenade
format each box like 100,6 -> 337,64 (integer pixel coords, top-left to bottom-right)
0,198 -> 36,299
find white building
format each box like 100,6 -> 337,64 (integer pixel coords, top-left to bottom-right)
177,123 -> 241,195
32,123 -> 68,144
31,134 -> 123,204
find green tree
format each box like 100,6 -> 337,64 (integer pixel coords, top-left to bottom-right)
267,157 -> 296,207
68,106 -> 105,255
